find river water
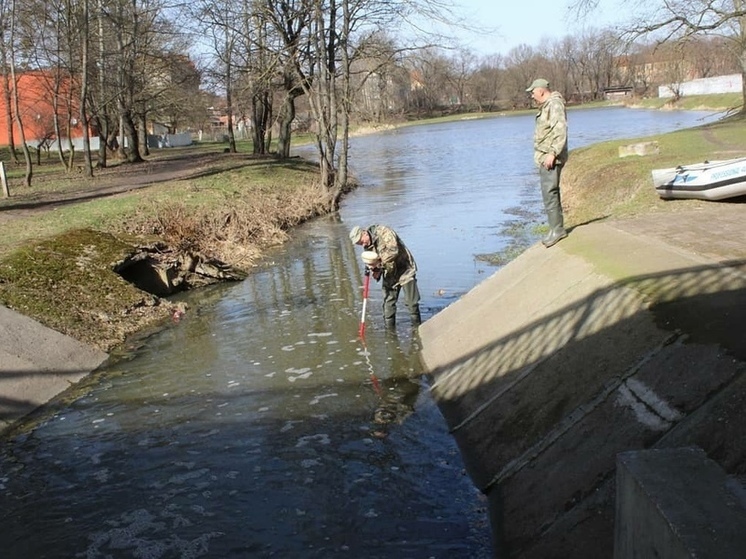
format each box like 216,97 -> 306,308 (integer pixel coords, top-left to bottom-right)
0,107 -> 715,558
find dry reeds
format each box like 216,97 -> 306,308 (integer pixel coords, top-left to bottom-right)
121,181 -> 329,269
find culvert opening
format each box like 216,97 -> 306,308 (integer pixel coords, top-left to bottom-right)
117,256 -> 179,297
114,246 -> 246,298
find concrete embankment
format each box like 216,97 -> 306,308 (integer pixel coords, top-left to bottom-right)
0,305 -> 108,433
419,204 -> 746,558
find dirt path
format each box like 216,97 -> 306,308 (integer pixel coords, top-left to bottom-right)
0,151 -> 263,221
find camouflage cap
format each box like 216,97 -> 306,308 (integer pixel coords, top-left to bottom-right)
526,78 -> 550,92
349,226 -> 364,244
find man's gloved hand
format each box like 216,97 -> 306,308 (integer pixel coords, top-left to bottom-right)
369,267 -> 382,281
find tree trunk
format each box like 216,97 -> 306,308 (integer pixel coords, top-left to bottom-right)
138,113 -> 149,156
8,0 -> 32,187
251,91 -> 271,155
113,1 -> 142,164
52,71 -> 68,169
311,0 -> 340,211
81,0 -> 93,179
327,0 -> 354,211
66,144 -> 75,171
220,27 -> 237,154
0,58 -> 18,164
277,92 -> 296,159
121,108 -> 143,163
96,118 -> 108,169
80,0 -> 93,177
740,42 -> 746,116
226,105 -> 237,153
96,0 -> 108,168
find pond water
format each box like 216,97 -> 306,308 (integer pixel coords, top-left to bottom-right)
0,107 -> 716,558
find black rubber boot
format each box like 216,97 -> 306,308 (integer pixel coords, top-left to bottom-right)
410,308 -> 422,326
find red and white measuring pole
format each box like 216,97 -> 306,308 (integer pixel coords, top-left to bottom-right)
358,268 -> 371,338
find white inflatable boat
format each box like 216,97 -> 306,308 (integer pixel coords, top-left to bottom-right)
651,156 -> 746,200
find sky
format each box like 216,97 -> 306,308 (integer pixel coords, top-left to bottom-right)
448,0 -> 622,57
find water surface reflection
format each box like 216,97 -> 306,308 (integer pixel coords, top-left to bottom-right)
0,218 -> 491,558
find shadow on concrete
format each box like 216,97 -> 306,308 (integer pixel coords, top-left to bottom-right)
421,259 -> 746,558
0,367 -> 101,433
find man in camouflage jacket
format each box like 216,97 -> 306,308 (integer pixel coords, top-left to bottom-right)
527,78 -> 569,248
349,224 -> 421,329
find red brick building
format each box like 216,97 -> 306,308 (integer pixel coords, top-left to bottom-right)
0,70 -> 88,147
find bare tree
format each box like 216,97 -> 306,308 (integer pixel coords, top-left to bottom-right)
573,0 -> 746,115
548,36 -> 577,100
29,0 -> 84,171
0,0 -> 19,163
565,28 -> 625,101
349,32 -> 411,121
8,0 -> 33,186
80,0 -> 93,176
655,41 -> 691,101
240,6 -> 277,155
92,0 -> 116,168
619,42 -> 657,95
688,35 -> 741,77
261,0 -> 312,157
469,54 -> 505,111
265,0 -> 462,209
446,48 -> 477,108
503,44 -> 544,107
403,47 -> 456,113
193,0 -> 246,153
104,0 -> 172,163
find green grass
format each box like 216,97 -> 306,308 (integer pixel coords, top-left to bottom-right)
0,155 -> 321,258
562,113 -> 746,226
630,92 -> 742,112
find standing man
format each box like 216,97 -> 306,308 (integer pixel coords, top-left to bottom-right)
349,224 -> 421,329
527,78 -> 569,248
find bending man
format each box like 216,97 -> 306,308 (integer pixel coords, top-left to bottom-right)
349,224 -> 421,329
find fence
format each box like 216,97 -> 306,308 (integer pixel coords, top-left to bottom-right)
658,73 -> 742,98
26,131 -> 193,153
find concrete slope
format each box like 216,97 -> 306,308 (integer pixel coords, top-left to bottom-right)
0,305 -> 108,433
419,204 -> 746,558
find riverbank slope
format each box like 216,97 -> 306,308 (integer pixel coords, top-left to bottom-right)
419,202 -> 746,557
419,115 -> 746,556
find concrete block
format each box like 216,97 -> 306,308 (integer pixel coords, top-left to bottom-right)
618,141 -> 659,158
615,447 -> 746,559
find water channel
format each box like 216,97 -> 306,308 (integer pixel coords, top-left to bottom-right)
0,107 -> 716,558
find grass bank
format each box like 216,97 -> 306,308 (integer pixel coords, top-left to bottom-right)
561,113 -> 746,226
0,148 -> 330,351
626,92 -> 742,112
